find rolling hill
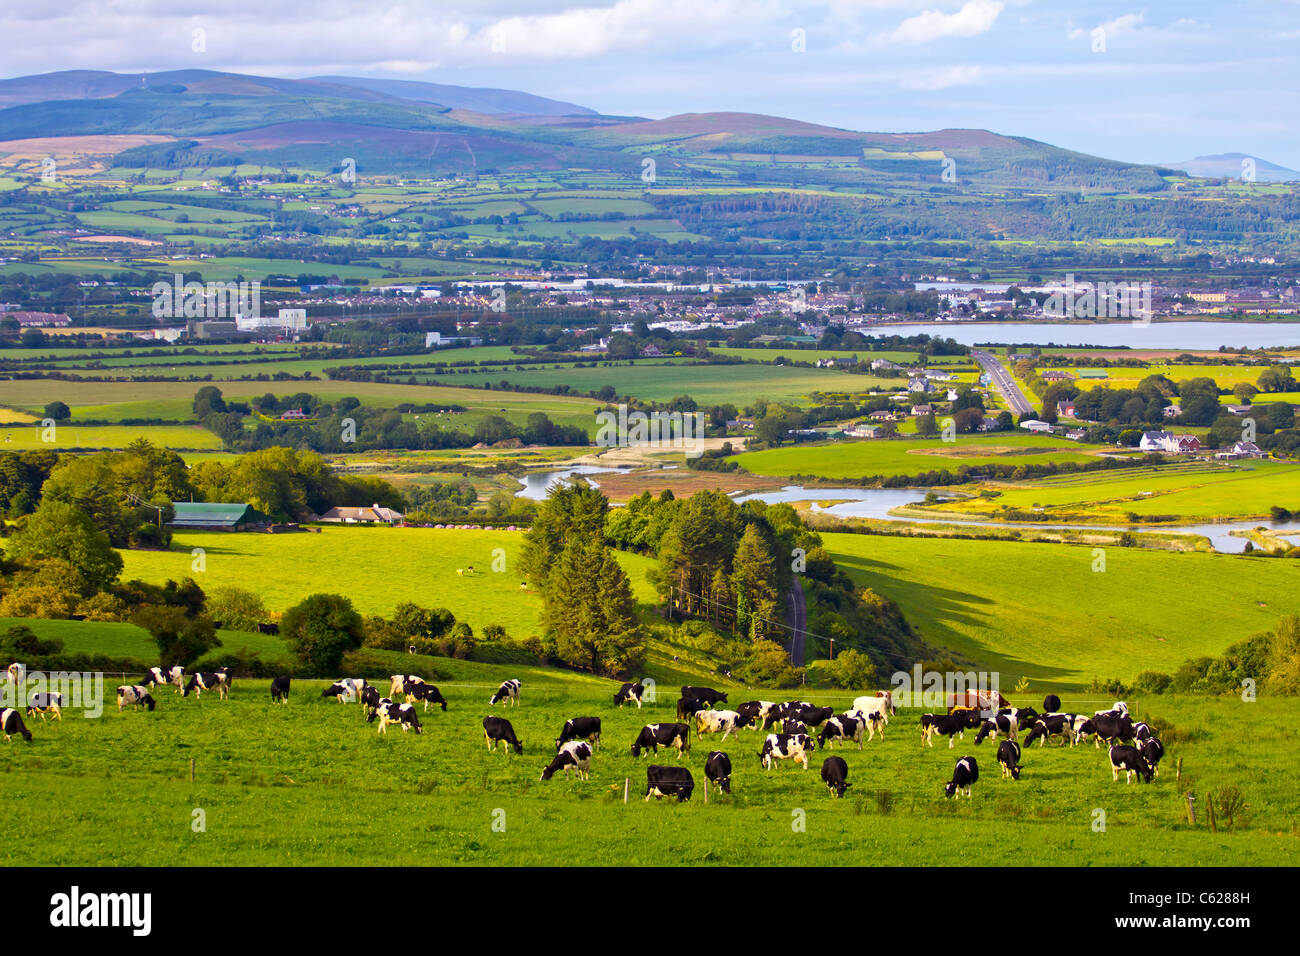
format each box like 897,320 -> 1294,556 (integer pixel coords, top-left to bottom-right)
1164,153 -> 1299,183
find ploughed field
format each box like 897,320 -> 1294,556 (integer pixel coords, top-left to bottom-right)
2,677 -> 1295,866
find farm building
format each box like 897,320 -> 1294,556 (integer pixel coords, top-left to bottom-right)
169,502 -> 270,531
1077,369 -> 1108,379
316,504 -> 405,524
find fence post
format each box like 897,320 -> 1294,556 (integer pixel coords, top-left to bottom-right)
1185,793 -> 1196,825
1205,792 -> 1216,833
1176,756 -> 1182,784
703,777 -> 708,804
623,777 -> 628,804
189,758 -> 195,783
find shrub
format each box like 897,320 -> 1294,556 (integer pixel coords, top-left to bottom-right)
206,585 -> 268,632
133,605 -> 221,668
0,584 -> 81,619
75,592 -> 128,622
1133,670 -> 1172,695
281,593 -> 364,674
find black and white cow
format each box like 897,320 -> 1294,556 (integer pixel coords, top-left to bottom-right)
704,751 -> 732,794
614,681 -> 645,708
973,713 -> 1018,745
489,679 -> 521,707
645,765 -> 694,802
1133,721 -> 1153,743
556,716 -> 602,751
407,682 -> 448,712
821,755 -> 851,797
782,719 -> 810,738
1139,737 -> 1164,778
390,674 -> 426,698
680,686 -> 727,707
1,708 -> 33,742
676,695 -> 710,722
359,685 -> 384,714
483,716 -> 523,754
1021,713 -> 1075,747
996,740 -> 1022,780
116,685 -> 156,712
26,692 -> 62,721
321,678 -> 368,703
944,756 -> 979,798
631,723 -> 690,758
369,700 -> 422,735
144,666 -> 185,694
818,713 -> 866,750
1068,713 -> 1092,745
182,672 -> 229,700
541,741 -> 593,781
790,704 -> 834,729
1078,713 -> 1135,749
270,676 -> 291,703
694,709 -> 743,742
1108,744 -> 1152,784
850,692 -> 895,727
758,732 -> 812,770
764,700 -> 812,731
920,712 -> 970,748
736,700 -> 777,730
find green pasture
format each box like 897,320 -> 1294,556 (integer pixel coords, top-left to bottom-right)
0,423 -> 223,450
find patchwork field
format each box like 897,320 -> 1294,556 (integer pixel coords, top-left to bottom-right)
0,423 -> 223,450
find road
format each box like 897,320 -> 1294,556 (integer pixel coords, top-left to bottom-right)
972,349 -> 1035,417
785,582 -> 807,666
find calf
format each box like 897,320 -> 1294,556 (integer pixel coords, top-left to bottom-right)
614,681 -> 645,708
116,685 -> 156,712
821,755 -> 851,797
321,678 -> 368,703
1108,744 -> 1152,784
26,692 -> 62,721
144,666 -> 185,695
631,723 -> 690,759
680,685 -> 727,707
483,716 -> 524,754
270,676 -> 291,704
556,716 -> 602,751
407,682 -> 448,712
758,732 -> 811,770
489,679 -> 521,707
645,765 -> 694,802
920,712 -> 969,748
694,709 -> 743,742
819,714 -> 866,750
944,755 -> 979,798
390,674 -> 425,698
369,700 -> 422,735
183,672 -> 229,700
541,741 -> 592,781
1,708 -> 33,742
704,751 -> 732,794
1139,737 -> 1164,778
1022,713 -> 1074,747
996,740 -> 1022,780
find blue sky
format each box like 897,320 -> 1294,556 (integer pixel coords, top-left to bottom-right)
3,0 -> 1297,168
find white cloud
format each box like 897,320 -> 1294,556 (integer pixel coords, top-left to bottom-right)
1068,11 -> 1145,42
881,0 -> 1005,45
901,64 -> 985,88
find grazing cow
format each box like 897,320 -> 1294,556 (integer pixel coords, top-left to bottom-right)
144,666 -> 185,695
631,723 -> 690,759
1094,701 -> 1130,718
1133,721 -> 1153,743
996,740 -> 1022,780
1068,713 -> 1092,745
257,622 -> 280,635
999,706 -> 1038,727
758,733 -> 812,770
763,700 -> 811,731
369,700 -> 422,735
1,708 -> 33,742
1139,738 -> 1165,778
116,685 -> 156,712
694,709 -> 743,742
681,686 -> 727,707
183,672 -> 229,700
1022,713 -> 1074,747
359,685 -> 384,714
850,693 -> 894,726
645,765 -> 694,802
946,689 -> 1009,713
736,700 -> 777,730
1078,713 -> 1135,749
790,704 -> 834,729
704,751 -> 732,794
1108,745 -> 1152,784
676,695 -> 709,722
4,662 -> 23,687
541,741 -> 593,781
556,716 -> 602,751
821,755 -> 851,797
818,714 -> 866,750
26,692 -> 62,721
944,756 -> 979,798
390,674 -> 426,698
614,681 -> 645,708
407,682 -> 448,712
270,676 -> 291,703
1043,694 -> 1061,713
489,679 -> 521,707
920,712 -> 970,748
483,716 -> 524,754
782,719 -> 810,739
321,678 -> 368,703
974,713 -> 1018,744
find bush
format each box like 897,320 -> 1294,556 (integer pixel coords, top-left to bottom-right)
829,648 -> 877,689
133,605 -> 221,668
0,584 -> 81,619
75,592 -> 128,622
205,585 -> 267,632
1133,670 -> 1172,695
281,593 -> 364,674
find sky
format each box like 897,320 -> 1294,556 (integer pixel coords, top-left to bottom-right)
2,0 -> 1297,169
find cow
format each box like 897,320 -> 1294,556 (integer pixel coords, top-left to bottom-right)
782,719 -> 810,739
1042,694 -> 1061,713
850,693 -> 894,726
973,713 -> 1018,745
736,700 -> 777,730
614,681 -> 645,708
645,765 -> 694,802
369,700 -> 422,735
945,756 -> 979,798
483,716 -> 524,754
676,695 -> 710,722
764,700 -> 811,731
996,740 -> 1022,780
999,706 -> 1038,728
1139,737 -> 1165,778
862,710 -> 886,742
1,708 -> 33,742
947,689 -> 1008,712
1022,713 -> 1075,747
631,723 -> 690,759
818,713 -> 866,750
257,622 -> 280,635
681,686 -> 727,707
821,755 -> 851,797
359,686 -> 385,715
1108,745 -> 1152,784
407,682 -> 448,712
920,712 -> 970,748
541,741 -> 593,781
790,704 -> 834,729
1078,713 -> 1134,749
116,685 -> 156,712
214,666 -> 233,695
390,674 -> 426,698
1068,713 -> 1092,745
556,716 -> 602,751
270,676 -> 291,704
694,709 -> 743,742
704,751 -> 732,795
489,679 -> 521,707
144,666 -> 185,695
26,691 -> 62,721
183,672 -> 229,700
321,678 -> 368,703
758,732 -> 811,770
1133,721 -> 1153,743
4,662 -> 22,687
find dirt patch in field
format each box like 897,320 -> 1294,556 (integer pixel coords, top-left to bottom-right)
69,234 -> 163,246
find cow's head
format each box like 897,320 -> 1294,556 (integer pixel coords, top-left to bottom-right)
828,779 -> 850,798
142,694 -> 156,712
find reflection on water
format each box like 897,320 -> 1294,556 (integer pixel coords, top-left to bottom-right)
515,466 -> 623,500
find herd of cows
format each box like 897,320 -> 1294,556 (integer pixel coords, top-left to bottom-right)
2,663 -> 1167,805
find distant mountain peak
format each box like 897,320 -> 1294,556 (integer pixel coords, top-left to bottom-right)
1163,153 -> 1299,183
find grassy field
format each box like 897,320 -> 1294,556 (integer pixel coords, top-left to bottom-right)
0,423 -> 223,450
1,678 -> 1293,865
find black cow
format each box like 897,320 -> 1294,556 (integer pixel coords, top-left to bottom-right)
541,741 -> 592,781
782,719 -> 810,739
26,692 -> 62,721
645,765 -> 694,802
1021,713 -> 1074,747
996,740 -> 1022,780
945,755 -> 979,798
1043,694 -> 1061,713
680,686 -> 727,707
1109,744 -> 1152,784
1079,713 -> 1135,749
407,682 -> 448,712
116,685 -> 156,712
483,716 -> 524,754
821,755 -> 851,797
921,712 -> 970,748
556,716 -> 602,751
257,622 -> 280,635
1140,738 -> 1164,778
631,723 -> 690,758
1,708 -> 33,742
1133,721 -> 1153,742
791,704 -> 834,729
489,679 -> 522,707
676,695 -> 709,722
270,676 -> 291,703
182,672 -> 229,700
614,681 -> 645,708
704,751 -> 732,794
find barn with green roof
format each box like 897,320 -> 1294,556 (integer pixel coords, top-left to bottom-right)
169,502 -> 270,531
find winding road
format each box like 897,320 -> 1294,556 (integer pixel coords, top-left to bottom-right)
972,349 -> 1035,417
